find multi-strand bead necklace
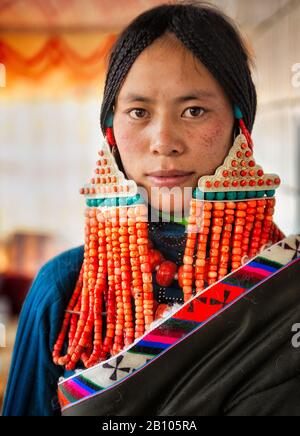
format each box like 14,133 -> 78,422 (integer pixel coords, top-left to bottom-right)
53,132 -> 283,371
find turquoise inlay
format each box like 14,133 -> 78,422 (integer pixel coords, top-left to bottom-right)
106,111 -> 114,128
234,104 -> 243,120
226,192 -> 237,200
130,194 -> 144,205
86,198 -> 99,207
237,191 -> 246,200
246,191 -> 256,199
85,194 -> 145,208
266,190 -> 275,197
191,189 -> 275,202
85,187 -> 279,209
193,189 -> 205,200
86,189 -> 274,208
205,192 -> 215,201
256,190 -> 265,198
118,197 -> 128,206
215,192 -> 226,201
103,198 -> 112,206
126,197 -> 134,205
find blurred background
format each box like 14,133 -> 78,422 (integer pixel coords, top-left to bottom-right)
0,0 -> 300,411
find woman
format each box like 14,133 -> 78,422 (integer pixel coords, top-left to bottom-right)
3,2 -> 300,416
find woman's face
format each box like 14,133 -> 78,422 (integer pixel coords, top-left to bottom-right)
113,33 -> 234,216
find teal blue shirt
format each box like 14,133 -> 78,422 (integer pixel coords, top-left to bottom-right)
2,220 -> 187,416
2,246 -> 84,416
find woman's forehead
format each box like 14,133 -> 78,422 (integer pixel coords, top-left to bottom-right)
117,89 -> 219,104
116,36 -> 225,104
126,33 -> 200,73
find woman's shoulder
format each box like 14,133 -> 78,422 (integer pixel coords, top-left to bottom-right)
24,245 -> 84,314
39,245 -> 84,284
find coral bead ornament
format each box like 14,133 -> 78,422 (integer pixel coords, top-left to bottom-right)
148,249 -> 165,272
53,129 -> 283,371
156,261 -> 178,287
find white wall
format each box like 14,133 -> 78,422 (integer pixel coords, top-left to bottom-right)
251,2 -> 300,234
0,98 -> 101,248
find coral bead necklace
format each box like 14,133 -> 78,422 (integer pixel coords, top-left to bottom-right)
53,130 -> 284,371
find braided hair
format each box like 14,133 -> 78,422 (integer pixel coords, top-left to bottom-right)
100,2 -> 257,137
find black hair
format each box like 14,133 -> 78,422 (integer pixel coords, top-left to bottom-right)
100,1 -> 257,135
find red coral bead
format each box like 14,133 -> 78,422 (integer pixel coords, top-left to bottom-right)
106,127 -> 116,147
156,261 -> 178,287
155,304 -> 169,320
148,249 -> 165,272
177,265 -> 184,288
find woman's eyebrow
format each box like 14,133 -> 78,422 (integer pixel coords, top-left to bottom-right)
174,91 -> 217,102
120,94 -> 154,103
120,90 -> 217,103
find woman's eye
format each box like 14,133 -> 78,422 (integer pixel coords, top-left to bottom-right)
182,107 -> 205,118
129,108 -> 149,119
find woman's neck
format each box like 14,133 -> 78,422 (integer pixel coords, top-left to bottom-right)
147,203 -> 189,226
158,210 -> 189,226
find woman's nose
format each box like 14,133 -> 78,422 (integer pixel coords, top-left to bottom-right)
149,117 -> 185,156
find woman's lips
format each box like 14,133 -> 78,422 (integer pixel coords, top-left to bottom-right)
146,173 -> 194,188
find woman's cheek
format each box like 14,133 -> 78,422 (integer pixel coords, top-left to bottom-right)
117,141 -> 144,180
201,119 -> 224,145
190,123 -> 231,176
114,127 -> 131,148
